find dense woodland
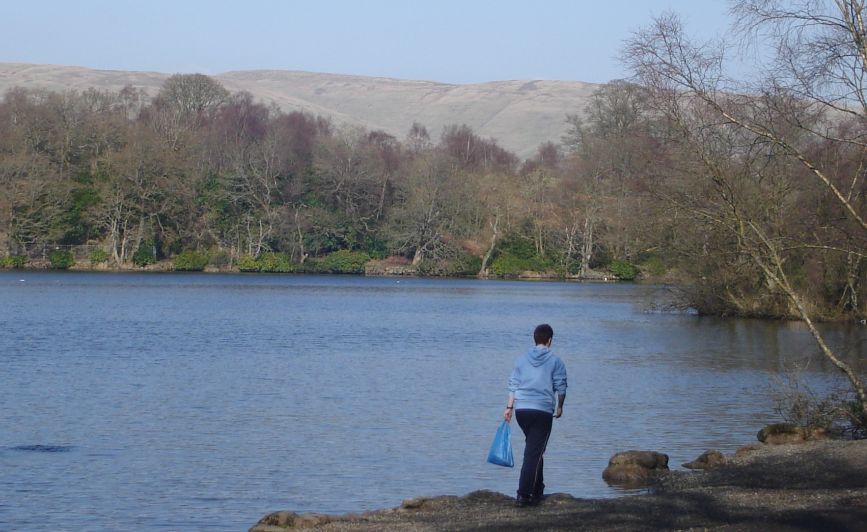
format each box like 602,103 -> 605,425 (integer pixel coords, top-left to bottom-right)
0,75 -> 667,275
0,71 -> 864,321
1,3 -> 866,328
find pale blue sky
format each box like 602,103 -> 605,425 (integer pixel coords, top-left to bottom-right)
2,0 -> 734,84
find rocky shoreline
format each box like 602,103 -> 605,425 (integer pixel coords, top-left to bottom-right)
12,260 -> 624,281
251,438 -> 867,531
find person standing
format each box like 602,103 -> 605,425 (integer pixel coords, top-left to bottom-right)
503,323 -> 567,507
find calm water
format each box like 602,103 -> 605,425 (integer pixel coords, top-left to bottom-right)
0,272 -> 863,531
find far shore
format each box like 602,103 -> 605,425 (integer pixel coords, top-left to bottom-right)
250,439 -> 867,531
3,259 -> 633,282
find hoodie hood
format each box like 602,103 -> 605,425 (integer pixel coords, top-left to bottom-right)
526,345 -> 552,367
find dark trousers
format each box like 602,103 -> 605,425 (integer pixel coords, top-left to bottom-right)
515,409 -> 553,499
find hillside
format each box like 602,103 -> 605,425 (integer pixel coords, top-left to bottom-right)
0,62 -> 598,158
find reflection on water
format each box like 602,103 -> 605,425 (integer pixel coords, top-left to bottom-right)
0,272 -> 863,531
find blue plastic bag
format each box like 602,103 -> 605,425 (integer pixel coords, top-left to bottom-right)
486,420 -> 514,467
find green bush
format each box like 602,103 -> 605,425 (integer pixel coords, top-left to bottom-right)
638,255 -> 667,277
487,235 -> 552,277
415,255 -> 481,277
609,259 -> 639,281
446,253 -> 482,276
311,250 -> 370,274
489,254 -> 524,277
1,255 -> 27,269
414,259 -> 435,276
498,235 -> 539,260
173,250 -> 210,271
237,254 -> 260,272
257,252 -> 294,273
132,241 -> 156,267
49,249 -> 75,269
548,250 -> 581,275
361,234 -> 389,260
489,253 -> 551,277
89,249 -> 109,265
208,251 -> 232,269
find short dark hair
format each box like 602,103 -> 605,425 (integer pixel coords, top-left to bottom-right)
534,324 -> 553,345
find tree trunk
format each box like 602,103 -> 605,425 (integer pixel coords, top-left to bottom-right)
133,214 -> 146,257
840,251 -> 861,313
479,213 -> 500,278
294,207 -> 307,264
376,175 -> 389,220
109,217 -> 121,266
745,222 -> 867,420
535,222 -> 544,256
580,215 -> 594,278
563,218 -> 580,273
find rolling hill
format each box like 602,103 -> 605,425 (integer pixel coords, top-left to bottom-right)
0,62 -> 600,158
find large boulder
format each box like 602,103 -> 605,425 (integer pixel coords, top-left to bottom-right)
602,450 -> 669,486
757,423 -> 828,445
682,449 -> 725,470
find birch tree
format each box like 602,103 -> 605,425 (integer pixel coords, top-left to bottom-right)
625,2 -> 867,422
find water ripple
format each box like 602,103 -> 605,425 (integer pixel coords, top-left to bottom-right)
0,271 -> 862,532
9,445 -> 75,453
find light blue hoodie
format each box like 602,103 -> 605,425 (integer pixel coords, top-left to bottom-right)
508,345 -> 567,414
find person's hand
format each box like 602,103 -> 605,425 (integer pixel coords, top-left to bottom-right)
554,406 -> 563,419
503,407 -> 513,422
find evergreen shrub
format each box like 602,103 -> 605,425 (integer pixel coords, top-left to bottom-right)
49,249 -> 75,269
416,253 -> 482,277
310,250 -> 370,273
208,251 -> 232,269
1,255 -> 27,269
237,254 -> 260,272
637,255 -> 666,277
490,254 -> 551,277
173,250 -> 210,271
415,259 -> 436,276
447,253 -> 482,276
609,259 -> 639,281
361,234 -> 389,260
89,249 -> 109,265
257,252 -> 294,273
132,241 -> 156,267
489,235 -> 551,277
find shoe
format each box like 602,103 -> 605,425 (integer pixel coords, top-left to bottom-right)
515,496 -> 533,507
515,495 -> 539,508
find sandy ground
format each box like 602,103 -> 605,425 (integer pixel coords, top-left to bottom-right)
250,439 -> 867,531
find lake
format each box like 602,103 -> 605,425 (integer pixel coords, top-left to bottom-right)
0,272 -> 863,531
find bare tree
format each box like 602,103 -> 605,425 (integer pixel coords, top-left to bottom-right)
625,3 -> 867,420
147,74 -> 228,150
476,171 -> 519,277
387,153 -> 455,265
